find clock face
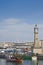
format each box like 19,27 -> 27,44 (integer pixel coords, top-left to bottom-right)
35,29 -> 38,32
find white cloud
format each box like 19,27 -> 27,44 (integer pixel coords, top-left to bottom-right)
0,18 -> 43,42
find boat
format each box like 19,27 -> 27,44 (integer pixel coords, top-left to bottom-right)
32,56 -> 37,61
6,56 -> 16,62
6,55 -> 23,63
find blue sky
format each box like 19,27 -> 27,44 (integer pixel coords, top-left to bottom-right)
0,0 -> 43,42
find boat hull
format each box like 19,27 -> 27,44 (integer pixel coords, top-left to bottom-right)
7,58 -> 16,62
6,58 -> 23,63
16,59 -> 23,63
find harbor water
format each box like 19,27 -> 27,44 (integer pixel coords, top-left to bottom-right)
0,59 -> 43,65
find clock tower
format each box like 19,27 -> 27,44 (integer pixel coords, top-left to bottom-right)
34,24 -> 39,48
33,24 -> 42,54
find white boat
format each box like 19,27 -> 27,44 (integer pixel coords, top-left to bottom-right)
32,56 -> 37,61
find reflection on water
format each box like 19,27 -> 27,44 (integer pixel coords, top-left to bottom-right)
6,62 -> 23,65
38,60 -> 43,65
0,59 -> 43,65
